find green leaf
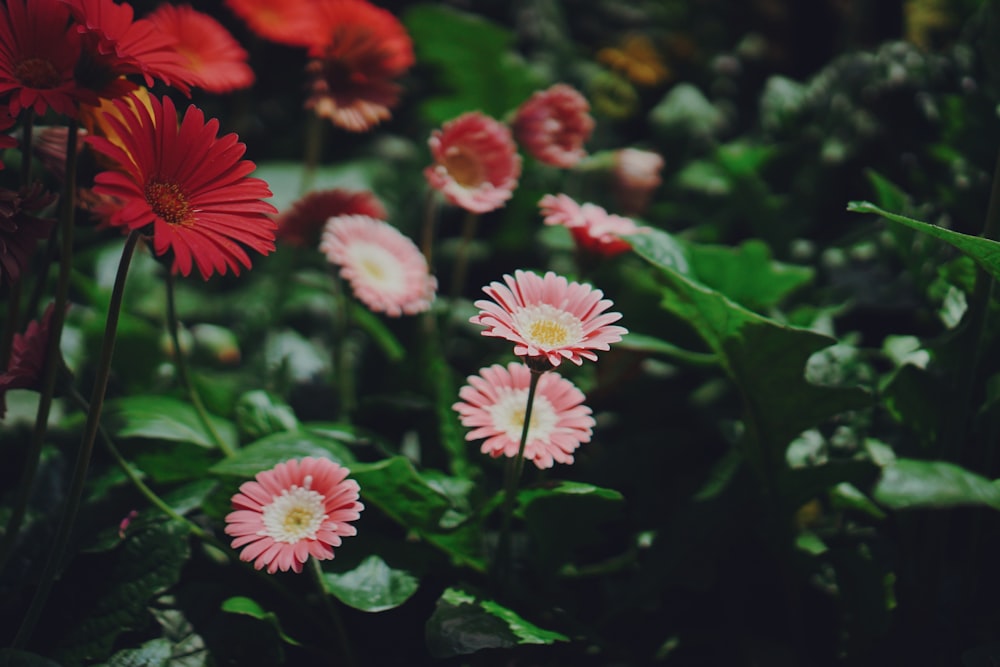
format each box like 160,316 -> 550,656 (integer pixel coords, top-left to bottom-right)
404,5 -> 542,124
209,430 -> 356,477
873,458 -> 1000,511
99,638 -> 171,667
321,555 -> 419,612
107,396 -> 237,451
220,597 -> 302,646
425,587 -> 569,658
422,332 -> 472,477
350,303 -> 405,362
848,201 -> 1000,281
233,390 -> 299,442
626,228 -> 691,275
617,332 -> 717,366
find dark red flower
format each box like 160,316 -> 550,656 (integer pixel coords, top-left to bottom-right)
0,105 -> 17,169
0,183 -> 58,287
224,0 -> 316,46
0,302 -> 60,419
86,93 -> 277,279
277,189 -> 387,247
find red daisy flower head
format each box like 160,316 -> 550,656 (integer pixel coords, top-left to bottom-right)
613,147 -> 663,216
453,362 -> 595,469
85,93 -> 278,280
320,214 -> 437,317
305,57 -> 402,133
61,0 -> 194,98
1,302 -> 61,419
539,193 -> 648,257
146,4 -> 254,94
471,270 -> 627,369
291,0 -> 414,73
224,0 -> 316,46
0,0 -> 86,117
512,84 -> 595,169
277,188 -> 387,247
0,183 -> 58,288
424,112 -> 521,214
224,457 -> 364,574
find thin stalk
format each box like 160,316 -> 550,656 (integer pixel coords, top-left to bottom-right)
330,271 -> 355,421
300,113 -> 324,195
420,189 -> 439,268
449,210 -> 479,299
165,271 -> 234,457
308,557 -> 357,667
20,109 -> 34,185
13,229 -> 140,649
0,121 -> 79,571
492,368 -> 542,587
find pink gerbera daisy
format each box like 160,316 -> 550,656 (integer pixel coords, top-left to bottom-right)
277,188 -> 387,248
471,270 -> 627,369
225,457 -> 363,574
1,302 -> 60,418
320,214 -> 436,317
512,84 -> 595,169
146,4 -> 254,94
539,193 -> 647,257
424,112 -> 521,214
86,93 -> 277,279
453,362 -> 595,469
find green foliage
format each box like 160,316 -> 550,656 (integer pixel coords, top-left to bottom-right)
321,555 -> 419,612
106,396 -> 237,451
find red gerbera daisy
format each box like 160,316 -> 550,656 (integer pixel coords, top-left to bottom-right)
224,0 -> 315,46
0,0 -> 85,117
453,362 -> 596,469
424,112 -> 521,214
146,4 -> 254,94
471,270 -> 627,369
225,457 -> 364,574
539,193 -> 647,257
0,302 -> 60,419
277,188 -> 387,247
512,84 -> 595,169
61,0 -> 194,98
86,93 -> 277,279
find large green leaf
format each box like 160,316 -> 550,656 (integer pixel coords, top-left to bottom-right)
405,5 -> 542,123
220,597 -> 301,646
873,458 -> 1000,511
107,396 -> 237,451
321,555 -> 419,613
425,587 -> 568,658
848,201 -> 1000,280
209,430 -> 356,478
233,390 -> 299,443
99,639 -> 171,667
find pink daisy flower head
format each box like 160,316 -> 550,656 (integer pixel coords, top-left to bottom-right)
225,457 -> 363,574
539,193 -> 647,257
453,362 -> 595,469
471,270 -> 627,369
424,112 -> 521,214
86,93 -> 278,279
320,215 -> 436,317
512,84 -> 595,169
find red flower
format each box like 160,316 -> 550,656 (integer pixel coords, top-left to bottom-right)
146,4 -> 254,94
0,106 -> 17,169
539,193 -> 647,257
224,0 -> 316,46
61,0 -> 194,98
277,189 -> 387,247
0,184 -> 58,288
0,303 -> 60,419
512,84 -> 595,168
424,112 -> 521,214
86,93 -> 277,279
0,0 -> 85,117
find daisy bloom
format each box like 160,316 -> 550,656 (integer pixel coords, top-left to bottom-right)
539,193 -> 647,257
0,184 -> 58,287
613,148 -> 663,216
320,215 -> 436,317
146,4 -> 254,94
0,0 -> 85,117
425,112 -> 521,214
454,362 -> 595,469
471,270 -> 627,369
225,457 -> 363,574
512,84 -> 594,169
33,125 -> 88,182
1,303 -> 60,419
86,93 -> 277,279
224,0 -> 316,46
305,58 -> 403,133
62,0 -> 194,98
596,33 -> 670,87
277,189 -> 387,247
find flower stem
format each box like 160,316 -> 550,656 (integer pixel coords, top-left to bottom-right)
165,270 -> 234,457
420,189 -> 439,268
308,557 -> 357,667
330,271 -> 355,421
450,210 -> 479,299
19,109 -> 34,185
301,113 -> 324,195
492,367 -> 542,587
13,229 -> 140,648
0,121 -> 78,573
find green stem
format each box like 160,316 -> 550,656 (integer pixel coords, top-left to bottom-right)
0,280 -> 21,371
330,271 -> 355,421
165,271 -> 234,457
420,189 -> 439,269
13,229 -> 140,648
300,113 -> 324,195
0,120 -> 78,572
449,210 -> 479,300
308,557 -> 357,667
492,368 -> 543,587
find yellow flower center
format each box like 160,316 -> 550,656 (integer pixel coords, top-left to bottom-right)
260,479 -> 328,544
514,304 -> 584,351
145,181 -> 193,226
489,391 -> 557,443
443,147 -> 484,188
15,57 -> 61,89
528,319 -> 571,347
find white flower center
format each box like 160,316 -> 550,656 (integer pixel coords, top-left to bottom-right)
349,242 -> 406,292
513,304 -> 584,350
260,476 -> 328,544
488,389 -> 558,442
